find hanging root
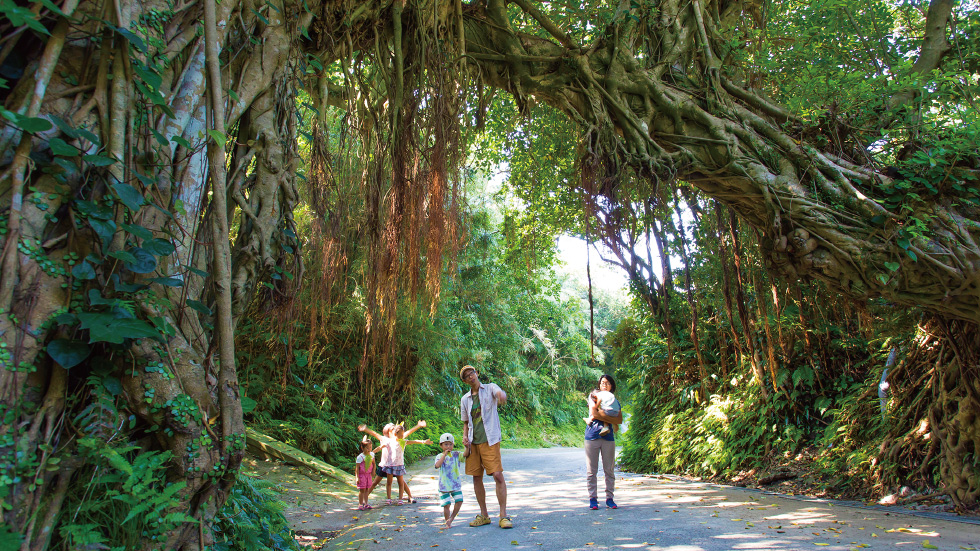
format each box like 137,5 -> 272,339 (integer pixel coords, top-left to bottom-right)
877,318 -> 980,509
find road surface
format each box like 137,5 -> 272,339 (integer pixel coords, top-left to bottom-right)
328,447 -> 980,550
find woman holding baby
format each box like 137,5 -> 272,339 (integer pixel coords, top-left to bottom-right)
584,374 -> 622,510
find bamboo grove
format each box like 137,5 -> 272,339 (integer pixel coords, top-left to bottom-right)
1,0 -> 978,548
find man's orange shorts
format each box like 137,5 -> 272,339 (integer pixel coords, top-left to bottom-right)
465,442 -> 503,476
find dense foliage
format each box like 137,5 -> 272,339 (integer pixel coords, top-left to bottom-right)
235,158 -> 624,472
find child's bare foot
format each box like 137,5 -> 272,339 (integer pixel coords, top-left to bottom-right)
444,519 -> 452,529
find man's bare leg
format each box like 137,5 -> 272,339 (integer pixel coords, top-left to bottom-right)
472,475 -> 489,517
491,471 -> 507,518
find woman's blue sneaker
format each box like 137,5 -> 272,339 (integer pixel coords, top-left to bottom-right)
606,499 -> 618,509
589,498 -> 598,510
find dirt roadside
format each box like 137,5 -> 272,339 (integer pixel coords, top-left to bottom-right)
241,455 -> 360,548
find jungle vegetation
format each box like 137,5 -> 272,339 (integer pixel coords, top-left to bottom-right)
1,0 -> 978,548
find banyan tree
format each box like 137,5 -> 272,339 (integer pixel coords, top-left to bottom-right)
1,0 -> 977,547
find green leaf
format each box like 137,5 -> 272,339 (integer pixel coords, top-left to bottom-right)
897,237 -> 911,250
876,273 -> 889,284
82,153 -> 117,167
54,313 -> 78,325
115,26 -> 147,53
241,396 -> 257,414
150,128 -> 169,147
125,247 -> 157,274
135,172 -> 155,187
250,7 -> 269,25
111,183 -> 144,211
149,276 -> 183,287
75,199 -> 113,220
108,250 -> 138,264
71,261 -> 97,280
16,115 -> 53,133
884,262 -> 899,272
88,218 -> 117,241
102,376 -> 123,396
0,522 -> 24,549
143,238 -> 176,256
186,299 -> 212,316
171,135 -> 193,149
31,0 -> 65,16
48,114 -> 78,138
87,289 -> 115,306
121,223 -> 153,240
48,137 -> 79,157
906,249 -> 917,261
75,127 -> 100,146
207,130 -> 227,148
77,313 -> 160,343
185,265 -> 209,278
47,339 -> 91,368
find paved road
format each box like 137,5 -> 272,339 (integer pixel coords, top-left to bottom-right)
329,447 -> 980,550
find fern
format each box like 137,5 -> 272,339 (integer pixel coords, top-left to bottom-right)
211,474 -> 299,551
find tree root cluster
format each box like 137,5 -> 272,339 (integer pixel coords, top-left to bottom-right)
878,318 -> 980,509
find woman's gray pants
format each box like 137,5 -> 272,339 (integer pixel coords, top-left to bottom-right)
585,438 -> 615,500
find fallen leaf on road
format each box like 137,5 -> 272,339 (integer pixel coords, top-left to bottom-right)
815,544 -> 829,546
922,542 -> 938,549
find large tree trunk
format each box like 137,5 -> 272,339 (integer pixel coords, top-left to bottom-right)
1,0 -> 303,546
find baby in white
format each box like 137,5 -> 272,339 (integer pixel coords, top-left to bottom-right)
584,389 -> 621,435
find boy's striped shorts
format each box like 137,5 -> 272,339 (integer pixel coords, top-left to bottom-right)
439,490 -> 463,507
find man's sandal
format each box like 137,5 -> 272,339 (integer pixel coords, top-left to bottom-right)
469,514 -> 491,527
498,516 -> 513,529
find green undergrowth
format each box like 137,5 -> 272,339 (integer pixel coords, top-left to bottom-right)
38,372 -> 297,551
236,204 -> 623,476
211,474 -> 299,551
620,367 -> 885,496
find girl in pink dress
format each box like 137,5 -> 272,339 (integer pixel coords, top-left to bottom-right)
355,437 -> 376,509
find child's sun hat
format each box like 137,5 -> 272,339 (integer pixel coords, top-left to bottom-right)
439,433 -> 455,444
